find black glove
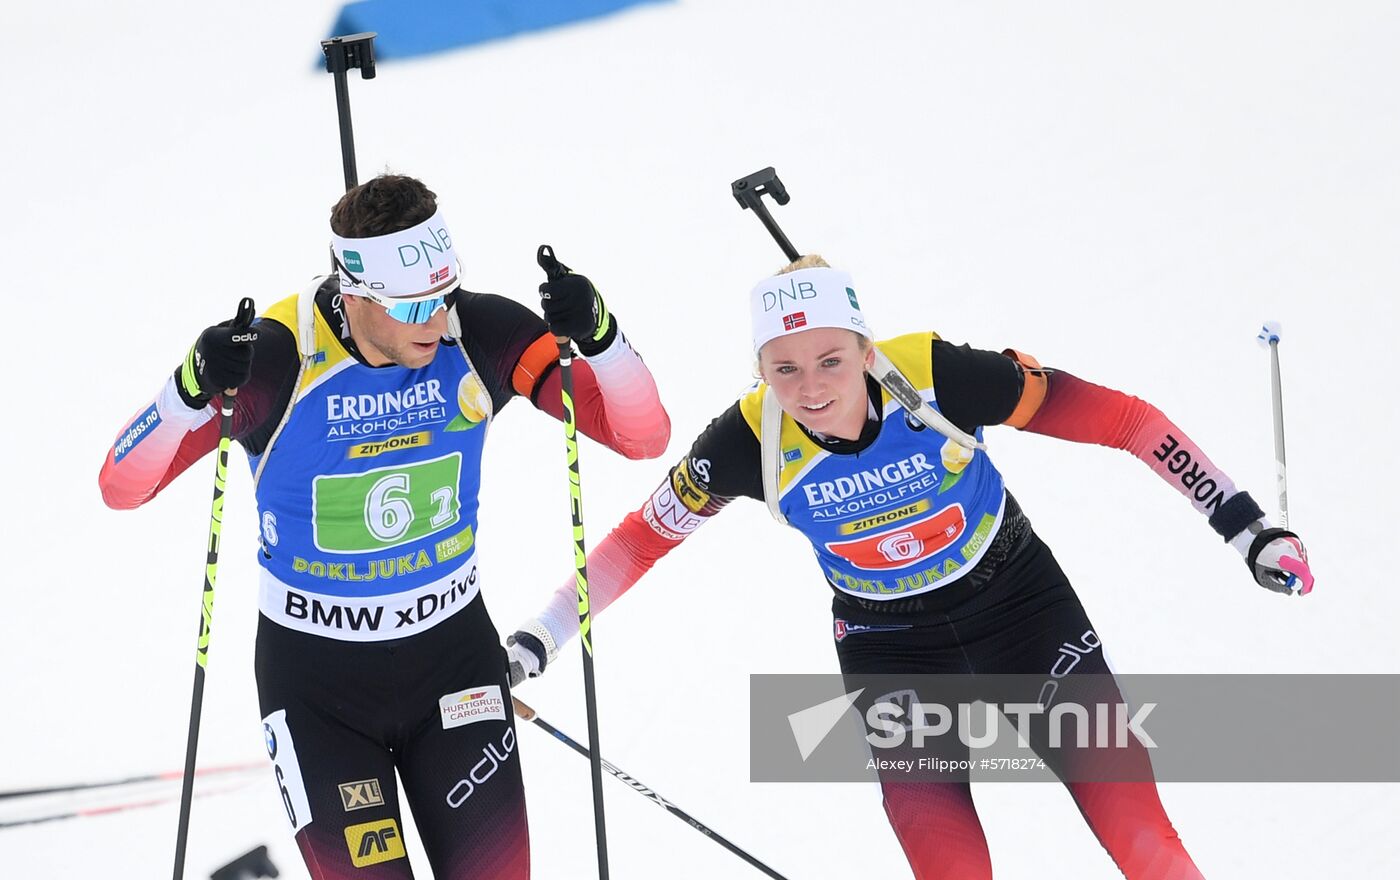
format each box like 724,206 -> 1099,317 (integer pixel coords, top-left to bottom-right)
175,298 -> 258,408
537,245 -> 616,356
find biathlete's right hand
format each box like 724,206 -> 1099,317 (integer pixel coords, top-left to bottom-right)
175,298 -> 258,408
506,621 -> 558,688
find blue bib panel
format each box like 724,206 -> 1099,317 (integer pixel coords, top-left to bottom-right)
741,333 -> 1007,600
250,294 -> 494,640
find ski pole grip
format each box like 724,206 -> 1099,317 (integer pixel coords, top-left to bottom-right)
231,296 -> 257,331
536,245 -> 575,347
219,297 -> 259,400
536,244 -> 571,280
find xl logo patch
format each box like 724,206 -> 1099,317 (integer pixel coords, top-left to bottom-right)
338,778 -> 385,812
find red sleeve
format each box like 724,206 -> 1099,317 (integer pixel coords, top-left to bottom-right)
99,393 -> 277,509
529,352 -> 671,460
1019,371 -> 1246,518
100,318 -> 295,509
99,400 -> 222,510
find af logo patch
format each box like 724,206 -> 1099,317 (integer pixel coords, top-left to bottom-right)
671,462 -> 711,514
338,778 -> 385,812
345,818 -> 406,867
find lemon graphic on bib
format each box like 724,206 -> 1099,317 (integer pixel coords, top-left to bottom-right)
941,437 -> 974,474
446,372 -> 490,432
938,436 -> 975,493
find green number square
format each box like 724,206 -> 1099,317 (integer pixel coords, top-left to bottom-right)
312,453 -> 462,553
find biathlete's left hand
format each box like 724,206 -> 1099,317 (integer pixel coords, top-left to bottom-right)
536,247 -> 615,355
1244,527 -> 1314,596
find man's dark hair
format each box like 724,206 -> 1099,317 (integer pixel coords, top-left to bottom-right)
330,174 -> 438,237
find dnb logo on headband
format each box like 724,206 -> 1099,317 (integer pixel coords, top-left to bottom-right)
333,208 -> 458,299
760,277 -> 818,313
750,266 -> 870,353
397,225 -> 453,272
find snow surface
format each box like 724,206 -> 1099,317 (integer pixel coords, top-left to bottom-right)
3,1 -> 1397,877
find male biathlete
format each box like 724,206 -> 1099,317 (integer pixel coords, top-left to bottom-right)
507,256 -> 1313,879
99,174 -> 671,879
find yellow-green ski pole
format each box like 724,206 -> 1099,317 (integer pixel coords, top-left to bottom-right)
172,296 -> 255,879
537,245 -> 610,879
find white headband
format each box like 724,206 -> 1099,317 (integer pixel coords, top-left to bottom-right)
330,207 -> 460,300
750,266 -> 872,353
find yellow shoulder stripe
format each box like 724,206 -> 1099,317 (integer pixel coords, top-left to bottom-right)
737,384 -> 765,437
875,331 -> 938,393
259,293 -> 300,346
258,291 -> 354,391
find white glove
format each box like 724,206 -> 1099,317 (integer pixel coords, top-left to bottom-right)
1233,521 -> 1314,596
506,620 -> 558,688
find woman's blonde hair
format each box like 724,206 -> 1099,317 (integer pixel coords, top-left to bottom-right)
777,254 -> 830,274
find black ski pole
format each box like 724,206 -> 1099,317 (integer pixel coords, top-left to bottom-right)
537,244 -> 610,879
171,297 -> 257,880
731,167 -> 801,262
320,33 -> 378,191
513,699 -> 795,880
0,761 -> 263,801
6,777 -> 259,832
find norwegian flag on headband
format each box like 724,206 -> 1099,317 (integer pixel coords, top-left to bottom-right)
429,266 -> 451,284
783,311 -> 808,331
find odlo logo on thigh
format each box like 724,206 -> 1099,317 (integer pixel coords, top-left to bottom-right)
1036,630 -> 1102,708
445,727 -> 516,808
345,818 -> 406,867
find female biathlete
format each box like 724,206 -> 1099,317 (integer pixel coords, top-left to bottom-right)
99,175 -> 671,879
506,256 -> 1313,879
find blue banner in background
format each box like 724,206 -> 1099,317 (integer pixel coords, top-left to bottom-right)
328,0 -> 673,60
